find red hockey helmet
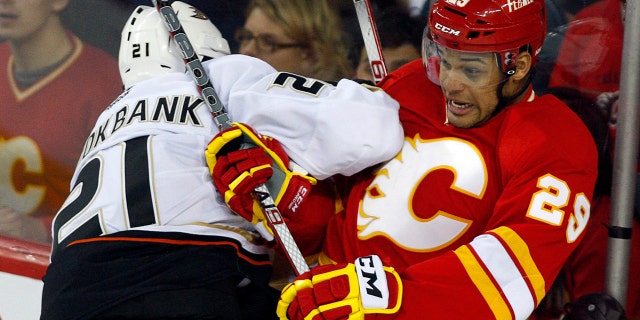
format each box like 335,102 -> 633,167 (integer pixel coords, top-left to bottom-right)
423,0 -> 547,85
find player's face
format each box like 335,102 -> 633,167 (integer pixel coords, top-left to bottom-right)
238,7 -> 313,77
0,0 -> 66,40
438,48 -> 505,128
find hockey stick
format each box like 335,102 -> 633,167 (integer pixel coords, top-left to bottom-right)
353,0 -> 387,84
152,0 -> 310,276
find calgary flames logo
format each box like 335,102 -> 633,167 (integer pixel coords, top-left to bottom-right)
357,136 -> 484,252
0,136 -> 45,214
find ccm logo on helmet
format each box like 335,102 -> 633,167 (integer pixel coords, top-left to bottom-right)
435,23 -> 460,36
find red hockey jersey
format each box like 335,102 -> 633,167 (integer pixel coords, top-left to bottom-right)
0,35 -> 122,221
305,60 -> 598,319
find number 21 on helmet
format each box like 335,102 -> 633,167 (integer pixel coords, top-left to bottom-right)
118,1 -> 231,89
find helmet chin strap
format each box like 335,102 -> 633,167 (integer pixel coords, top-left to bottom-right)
492,69 -> 533,117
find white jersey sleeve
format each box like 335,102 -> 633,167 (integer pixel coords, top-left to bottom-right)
206,55 -> 404,179
54,54 -> 401,255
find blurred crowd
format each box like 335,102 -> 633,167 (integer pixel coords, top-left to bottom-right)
0,0 -> 637,319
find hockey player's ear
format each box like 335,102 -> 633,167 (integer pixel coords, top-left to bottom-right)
511,52 -> 532,82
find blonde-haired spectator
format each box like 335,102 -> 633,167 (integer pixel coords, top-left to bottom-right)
236,0 -> 353,81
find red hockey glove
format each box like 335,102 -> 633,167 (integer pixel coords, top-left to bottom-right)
205,122 -> 316,240
277,255 -> 403,320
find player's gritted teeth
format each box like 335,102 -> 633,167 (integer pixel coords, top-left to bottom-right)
446,99 -> 474,116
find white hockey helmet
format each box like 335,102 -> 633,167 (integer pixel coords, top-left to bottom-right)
119,1 -> 230,89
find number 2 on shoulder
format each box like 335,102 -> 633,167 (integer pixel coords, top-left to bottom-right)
527,173 -> 590,243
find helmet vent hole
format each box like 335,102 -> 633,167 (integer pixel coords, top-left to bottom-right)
160,65 -> 172,69
468,31 -> 480,39
444,6 -> 466,18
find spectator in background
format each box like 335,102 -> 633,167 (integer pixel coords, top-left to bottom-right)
0,0 -> 122,243
548,0 -> 626,101
395,0 -> 430,18
543,0 -> 601,32
353,5 -> 423,82
533,0 -> 600,91
336,0 -> 413,71
236,0 -> 353,81
60,0 -> 136,58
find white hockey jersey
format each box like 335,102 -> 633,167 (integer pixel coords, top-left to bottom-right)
51,54 -> 403,257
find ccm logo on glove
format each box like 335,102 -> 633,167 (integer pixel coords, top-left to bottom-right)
356,255 -> 390,309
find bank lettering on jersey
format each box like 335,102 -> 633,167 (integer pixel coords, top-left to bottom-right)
81,95 -> 204,158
